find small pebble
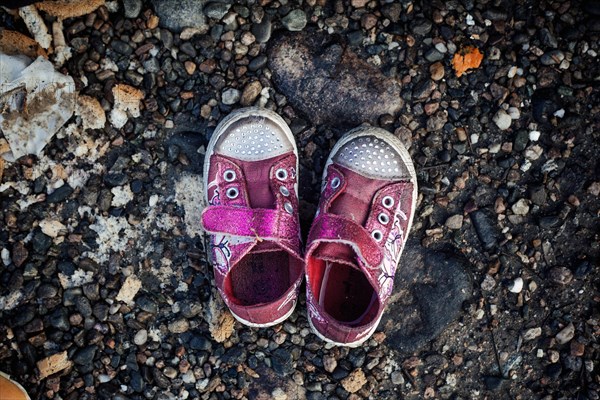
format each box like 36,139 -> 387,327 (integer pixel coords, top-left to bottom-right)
556,323 -> 575,344
493,109 -> 512,130
508,277 -> 523,293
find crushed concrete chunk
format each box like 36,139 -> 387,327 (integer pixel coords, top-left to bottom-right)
76,95 -> 106,130
116,275 -> 142,305
39,219 -> 67,238
110,84 -> 144,129
205,288 -> 235,343
341,369 -> 367,393
18,5 -> 52,50
0,28 -> 48,58
37,351 -> 72,379
36,0 -> 106,19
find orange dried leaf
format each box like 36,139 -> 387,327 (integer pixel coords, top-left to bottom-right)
452,46 -> 483,77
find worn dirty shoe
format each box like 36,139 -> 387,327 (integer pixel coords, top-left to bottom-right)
0,372 -> 30,400
201,107 -> 304,327
305,126 -> 417,346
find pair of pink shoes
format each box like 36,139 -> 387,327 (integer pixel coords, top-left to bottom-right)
201,108 -> 417,347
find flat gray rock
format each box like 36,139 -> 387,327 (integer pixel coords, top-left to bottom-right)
268,31 -> 404,127
150,0 -> 229,33
381,243 -> 472,353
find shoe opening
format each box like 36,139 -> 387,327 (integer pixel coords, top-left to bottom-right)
226,250 -> 303,306
308,248 -> 380,327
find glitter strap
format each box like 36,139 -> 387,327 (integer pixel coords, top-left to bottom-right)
201,205 -> 298,240
306,214 -> 383,269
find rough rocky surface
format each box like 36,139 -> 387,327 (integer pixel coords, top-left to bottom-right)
269,30 -> 404,127
0,0 -> 599,399
381,244 -> 471,352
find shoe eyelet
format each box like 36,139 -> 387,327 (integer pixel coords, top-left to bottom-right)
276,168 -> 288,180
226,187 -> 239,199
382,196 -> 395,209
372,230 -> 383,242
224,170 -> 236,182
284,202 -> 293,214
280,186 -> 290,196
331,177 -> 341,189
378,213 -> 390,225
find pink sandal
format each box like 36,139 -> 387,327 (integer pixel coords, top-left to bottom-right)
305,126 -> 417,346
201,108 -> 304,327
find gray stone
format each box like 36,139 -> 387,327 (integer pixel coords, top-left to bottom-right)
252,17 -> 272,43
150,0 -> 227,33
470,209 -> 501,250
424,48 -> 444,62
204,2 -> 231,20
381,243 -> 471,352
282,10 -> 307,32
540,50 -> 565,66
493,109 -> 512,130
123,0 -> 142,19
134,329 -> 148,346
221,88 -> 240,105
269,30 -> 403,127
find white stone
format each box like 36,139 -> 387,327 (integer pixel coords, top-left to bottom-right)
493,109 -> 512,130
508,277 -> 524,293
149,194 -> 159,207
522,327 -> 542,341
1,248 -> 10,266
556,322 -> 575,344
529,131 -> 541,141
553,109 -> 565,118
507,66 -> 518,78
221,88 -> 240,105
537,349 -> 544,358
470,134 -> 479,144
507,107 -> 521,120
511,199 -> 530,215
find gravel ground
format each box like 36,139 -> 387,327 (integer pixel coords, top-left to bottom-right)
1,0 -> 599,399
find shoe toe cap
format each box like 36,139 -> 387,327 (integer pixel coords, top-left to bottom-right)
332,133 -> 412,180
214,116 -> 294,160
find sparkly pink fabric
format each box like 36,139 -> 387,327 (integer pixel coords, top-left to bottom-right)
306,163 -> 415,344
202,205 -> 299,240
203,150 -> 304,325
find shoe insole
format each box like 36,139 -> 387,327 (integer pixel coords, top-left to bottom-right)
320,262 -> 376,325
230,252 -> 291,306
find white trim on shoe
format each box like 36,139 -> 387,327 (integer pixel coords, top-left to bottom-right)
307,311 -> 384,348
230,300 -> 297,328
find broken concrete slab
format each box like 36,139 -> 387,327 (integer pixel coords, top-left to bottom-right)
268,30 -> 404,127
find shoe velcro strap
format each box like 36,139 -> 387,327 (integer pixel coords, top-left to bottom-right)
201,205 -> 298,240
306,214 -> 383,269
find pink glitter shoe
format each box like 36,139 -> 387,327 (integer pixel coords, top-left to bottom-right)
305,126 -> 417,346
201,108 -> 304,327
